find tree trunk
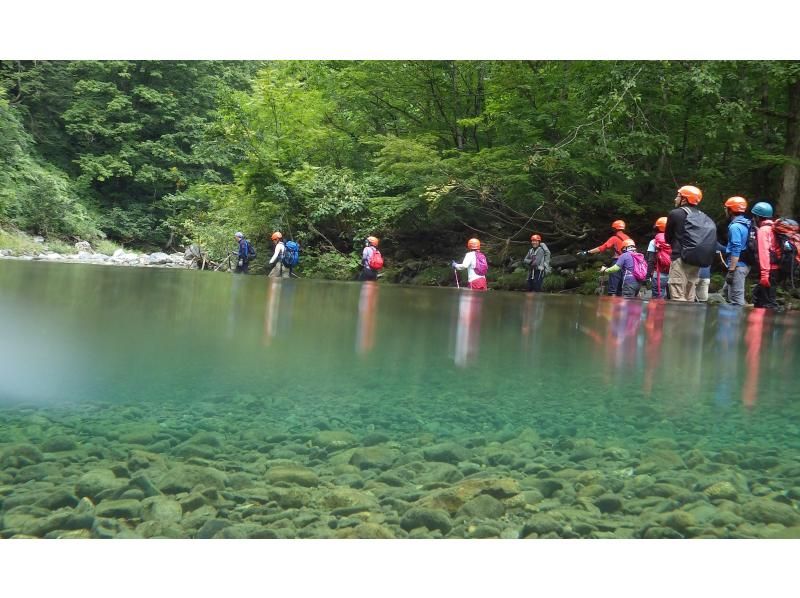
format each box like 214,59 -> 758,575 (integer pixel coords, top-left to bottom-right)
777,77 -> 800,218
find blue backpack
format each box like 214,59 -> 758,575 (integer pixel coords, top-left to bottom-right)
282,240 -> 300,267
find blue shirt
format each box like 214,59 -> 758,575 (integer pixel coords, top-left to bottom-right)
726,215 -> 751,264
614,251 -> 636,277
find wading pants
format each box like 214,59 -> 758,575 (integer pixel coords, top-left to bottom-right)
725,264 -> 750,306
668,258 -> 700,302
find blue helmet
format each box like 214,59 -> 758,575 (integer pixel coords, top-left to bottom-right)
751,202 -> 773,218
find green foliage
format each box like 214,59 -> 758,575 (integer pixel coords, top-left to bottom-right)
300,250 -> 359,281
95,239 -> 123,256
0,226 -> 40,254
4,59 -> 800,268
491,269 -> 528,291
542,274 -> 567,293
45,239 -> 77,254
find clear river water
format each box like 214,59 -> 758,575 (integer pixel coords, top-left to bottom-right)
1,259 -> 799,539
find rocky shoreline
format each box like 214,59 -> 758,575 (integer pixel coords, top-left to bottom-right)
0,240 -> 192,269
1,391 -> 799,539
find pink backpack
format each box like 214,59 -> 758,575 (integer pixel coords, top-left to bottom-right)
474,251 -> 488,276
631,252 -> 648,282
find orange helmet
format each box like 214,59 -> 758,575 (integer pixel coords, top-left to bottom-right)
467,238 -> 481,250
530,234 -> 542,242
678,185 -> 703,205
611,220 -> 626,231
621,238 -> 635,249
724,196 -> 747,214
654,217 -> 667,232
271,231 -> 283,241
367,236 -> 379,247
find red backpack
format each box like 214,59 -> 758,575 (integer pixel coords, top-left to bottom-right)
368,248 -> 384,270
653,233 -> 672,273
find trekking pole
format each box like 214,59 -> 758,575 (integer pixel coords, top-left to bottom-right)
453,267 -> 460,289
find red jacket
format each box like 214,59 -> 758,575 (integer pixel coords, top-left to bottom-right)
756,219 -> 779,278
593,231 -> 630,258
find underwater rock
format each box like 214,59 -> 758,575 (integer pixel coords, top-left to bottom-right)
423,442 -> 471,464
457,494 -> 505,520
265,465 -> 320,488
349,446 -> 400,471
41,435 -> 78,452
75,469 -> 126,501
141,496 -> 183,524
740,499 -> 800,526
400,507 -> 452,534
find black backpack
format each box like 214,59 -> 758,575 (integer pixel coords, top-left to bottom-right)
246,240 -> 256,260
680,207 -> 717,267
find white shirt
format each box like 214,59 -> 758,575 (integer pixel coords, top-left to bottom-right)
454,250 -> 483,283
270,241 -> 285,265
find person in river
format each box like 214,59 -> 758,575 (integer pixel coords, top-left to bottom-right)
267,231 -> 290,278
599,238 -> 644,298
359,236 -> 381,281
452,238 -> 488,291
750,201 -> 780,309
523,234 -> 551,292
234,231 -> 253,274
720,196 -> 752,306
665,184 -> 715,302
645,217 -> 671,299
577,220 -> 631,296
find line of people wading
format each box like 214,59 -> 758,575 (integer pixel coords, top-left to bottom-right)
229,184 -> 799,310
576,185 -> 800,310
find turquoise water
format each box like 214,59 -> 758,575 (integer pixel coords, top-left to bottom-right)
1,260 -> 800,538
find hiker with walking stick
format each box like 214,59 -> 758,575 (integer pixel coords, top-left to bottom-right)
452,238 -> 488,291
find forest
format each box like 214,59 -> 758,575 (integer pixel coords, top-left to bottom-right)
2,60 -> 799,283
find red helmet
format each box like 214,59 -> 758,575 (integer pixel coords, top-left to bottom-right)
467,238 -> 481,250
271,231 -> 283,241
611,220 -> 626,231
367,236 -> 379,247
678,185 -> 703,205
724,196 -> 747,214
654,217 -> 667,232
530,234 -> 542,242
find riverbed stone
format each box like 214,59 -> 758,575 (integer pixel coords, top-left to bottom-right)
266,464 -> 320,487
157,465 -> 228,494
0,444 -> 44,467
400,507 -> 452,534
313,430 -> 358,451
740,499 -> 800,526
95,499 -> 142,519
142,496 -> 183,524
41,435 -> 79,452
349,446 -> 400,471
423,442 -> 471,464
703,481 -> 738,501
457,494 -> 505,519
75,469 -> 126,501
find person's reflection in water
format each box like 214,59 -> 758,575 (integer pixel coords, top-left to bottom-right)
520,293 -> 545,353
454,292 -> 484,367
356,281 -> 380,355
608,298 -> 644,375
742,308 -> 767,410
642,299 -> 666,397
712,305 -> 742,408
262,278 -> 283,347
226,273 -> 247,340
